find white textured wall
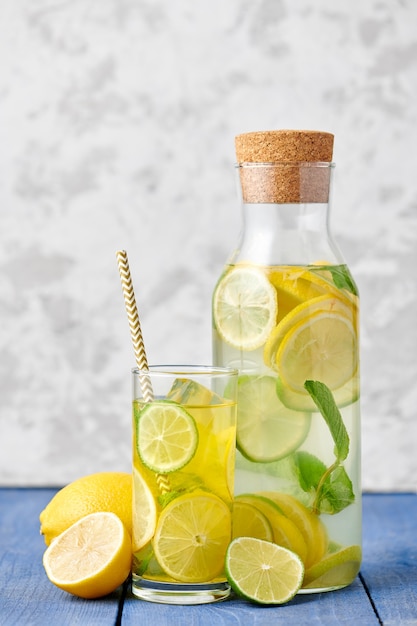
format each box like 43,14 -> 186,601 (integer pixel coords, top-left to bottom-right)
0,1 -> 416,490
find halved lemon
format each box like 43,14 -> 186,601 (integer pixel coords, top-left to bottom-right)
136,401 -> 198,473
153,492 -> 232,583
213,266 -> 278,350
43,512 -> 131,599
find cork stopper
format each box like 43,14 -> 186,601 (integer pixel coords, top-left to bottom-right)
235,130 -> 334,203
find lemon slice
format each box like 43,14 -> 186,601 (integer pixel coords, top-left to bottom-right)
277,309 -> 358,393
42,512 -> 131,599
235,375 -> 311,462
136,401 -> 198,473
236,494 -> 308,564
232,500 -> 274,541
132,468 -> 157,552
259,492 -> 328,569
213,266 -> 278,350
302,544 -> 362,590
225,537 -> 304,605
153,492 -> 232,583
264,294 -> 352,369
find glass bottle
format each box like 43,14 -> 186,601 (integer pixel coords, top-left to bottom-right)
212,130 -> 361,592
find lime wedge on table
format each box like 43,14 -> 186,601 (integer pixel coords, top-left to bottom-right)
153,492 -> 231,583
235,375 -> 310,462
213,266 -> 278,350
302,544 -> 362,589
225,537 -> 304,605
135,401 -> 198,473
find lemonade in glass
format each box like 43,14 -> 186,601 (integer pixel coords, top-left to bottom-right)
131,365 -> 237,604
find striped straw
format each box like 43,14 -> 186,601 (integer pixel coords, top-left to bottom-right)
116,250 -> 154,402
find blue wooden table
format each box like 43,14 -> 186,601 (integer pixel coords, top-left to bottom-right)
0,490 -> 416,625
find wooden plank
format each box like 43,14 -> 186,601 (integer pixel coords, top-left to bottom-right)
361,493 -> 417,625
2,489 -> 416,625
121,576 -> 379,625
0,488 -> 123,626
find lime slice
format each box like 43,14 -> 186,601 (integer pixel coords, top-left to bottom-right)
235,375 -> 310,462
153,492 -> 232,583
213,266 -> 278,350
136,401 -> 198,473
259,492 -> 328,569
277,309 -> 358,392
236,494 -> 308,564
276,373 -> 360,412
132,468 -> 157,552
302,544 -> 361,590
225,537 -> 304,604
232,500 -> 274,542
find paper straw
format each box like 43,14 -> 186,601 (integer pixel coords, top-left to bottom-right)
116,250 -> 154,403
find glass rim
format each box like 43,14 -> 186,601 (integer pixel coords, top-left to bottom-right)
132,364 -> 238,377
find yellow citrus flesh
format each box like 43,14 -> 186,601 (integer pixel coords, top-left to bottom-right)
39,472 -> 132,546
232,500 -> 274,542
152,492 -> 232,583
277,309 -> 358,393
132,468 -> 157,553
225,537 -> 304,605
213,266 -> 278,351
42,512 -> 131,599
259,492 -> 328,569
236,494 -> 308,565
264,295 -> 352,370
302,545 -> 362,590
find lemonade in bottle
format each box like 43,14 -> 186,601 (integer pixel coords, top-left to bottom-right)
212,131 -> 361,592
131,365 -> 237,604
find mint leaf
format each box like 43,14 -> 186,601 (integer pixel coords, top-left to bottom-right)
304,380 -> 349,462
311,264 -> 358,296
294,451 -> 326,492
317,466 -> 355,514
294,452 -> 355,514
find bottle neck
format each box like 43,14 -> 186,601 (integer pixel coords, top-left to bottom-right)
231,201 -> 342,267
230,162 -> 343,267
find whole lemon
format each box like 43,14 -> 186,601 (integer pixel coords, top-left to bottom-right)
40,472 -> 132,545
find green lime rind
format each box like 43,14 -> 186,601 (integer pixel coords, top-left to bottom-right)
276,374 -> 360,412
236,375 -> 311,463
302,544 -> 362,589
225,537 -> 304,605
136,401 -> 198,474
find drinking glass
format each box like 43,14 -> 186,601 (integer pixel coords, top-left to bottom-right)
131,365 -> 237,604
